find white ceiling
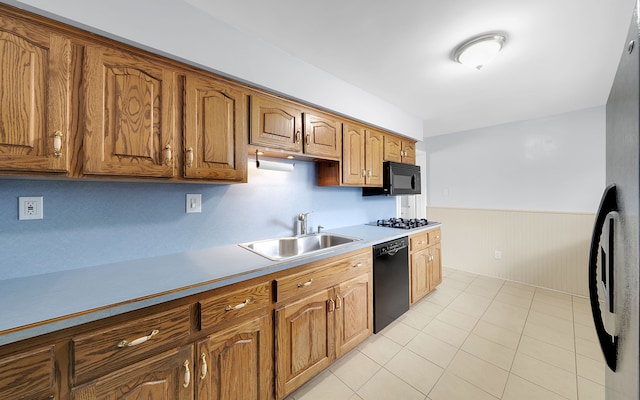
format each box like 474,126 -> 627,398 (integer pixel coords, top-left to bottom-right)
187,0 -> 635,137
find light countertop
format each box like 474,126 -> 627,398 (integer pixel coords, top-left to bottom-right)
0,222 -> 441,346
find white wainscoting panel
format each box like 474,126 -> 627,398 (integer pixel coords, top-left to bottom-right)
427,207 -> 595,296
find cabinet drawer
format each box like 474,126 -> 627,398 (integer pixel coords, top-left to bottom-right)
200,281 -> 271,331
72,305 -> 191,383
0,346 -> 54,399
410,232 -> 429,252
276,249 -> 371,303
428,229 -> 441,245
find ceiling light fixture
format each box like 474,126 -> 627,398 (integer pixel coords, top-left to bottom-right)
454,34 -> 506,70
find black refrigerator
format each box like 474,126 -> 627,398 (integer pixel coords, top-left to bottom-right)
589,5 -> 640,400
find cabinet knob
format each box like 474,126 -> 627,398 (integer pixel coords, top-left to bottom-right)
164,144 -> 173,166
53,131 -> 63,158
186,147 -> 194,168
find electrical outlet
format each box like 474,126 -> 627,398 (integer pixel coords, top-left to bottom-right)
19,196 -> 44,220
186,194 -> 202,213
494,250 -> 502,260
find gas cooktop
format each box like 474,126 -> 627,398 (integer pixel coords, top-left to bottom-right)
371,218 -> 432,230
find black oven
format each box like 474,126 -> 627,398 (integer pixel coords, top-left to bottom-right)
362,161 -> 421,196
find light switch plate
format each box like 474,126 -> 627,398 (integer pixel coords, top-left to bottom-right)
186,194 -> 202,213
19,196 -> 44,220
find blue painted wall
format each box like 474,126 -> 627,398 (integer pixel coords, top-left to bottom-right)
0,159 -> 395,281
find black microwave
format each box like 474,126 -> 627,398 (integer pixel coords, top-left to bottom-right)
362,161 -> 421,196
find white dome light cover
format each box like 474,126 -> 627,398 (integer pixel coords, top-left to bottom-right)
454,34 -> 506,70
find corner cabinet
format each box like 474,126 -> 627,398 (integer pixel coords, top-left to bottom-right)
83,44 -> 179,178
184,74 -> 248,182
274,248 -> 372,399
0,13 -> 72,174
409,228 -> 442,305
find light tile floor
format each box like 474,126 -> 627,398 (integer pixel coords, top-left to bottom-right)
284,267 -> 606,400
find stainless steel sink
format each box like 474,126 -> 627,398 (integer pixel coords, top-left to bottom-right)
239,233 -> 362,261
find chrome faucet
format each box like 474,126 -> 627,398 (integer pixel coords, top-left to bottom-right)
297,211 -> 313,235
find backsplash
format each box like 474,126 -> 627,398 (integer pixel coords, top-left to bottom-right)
0,159 -> 395,280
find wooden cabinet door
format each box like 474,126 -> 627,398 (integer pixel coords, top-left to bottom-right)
402,140 -> 416,164
383,135 -> 402,163
429,244 -> 442,288
250,95 -> 302,152
83,45 -> 178,177
196,313 -> 273,400
0,15 -> 71,173
184,74 -> 247,181
0,345 -> 56,400
303,112 -> 341,159
335,274 -> 372,358
342,122 -> 365,185
72,346 -> 193,400
275,289 -> 334,398
410,248 -> 430,305
365,129 -> 384,186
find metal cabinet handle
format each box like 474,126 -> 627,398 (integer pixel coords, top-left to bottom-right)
186,147 -> 194,168
183,360 -> 191,388
225,299 -> 250,311
362,169 -> 366,177
165,144 -> 173,166
335,295 -> 342,310
305,133 -> 311,146
295,130 -> 301,143
297,279 -> 313,288
200,353 -> 208,379
117,329 -> 160,348
352,262 -> 363,268
368,170 -> 372,177
53,131 -> 63,158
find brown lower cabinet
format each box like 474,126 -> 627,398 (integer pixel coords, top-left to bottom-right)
274,249 -> 372,398
196,313 -> 273,400
0,248 -> 372,400
409,228 -> 443,304
71,346 -> 193,400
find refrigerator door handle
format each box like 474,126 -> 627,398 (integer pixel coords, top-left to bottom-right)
588,184 -> 619,371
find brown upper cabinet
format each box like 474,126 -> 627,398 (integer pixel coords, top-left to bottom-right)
384,134 -> 416,165
340,123 -> 383,186
250,94 -> 342,161
0,13 -> 71,174
302,111 -> 341,160
0,4 -> 415,184
184,73 -> 247,182
250,95 -> 303,153
83,44 -> 179,178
